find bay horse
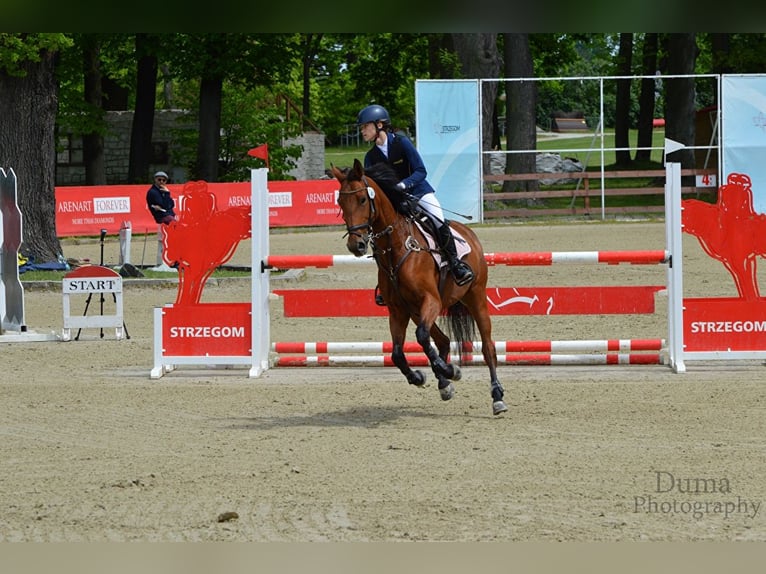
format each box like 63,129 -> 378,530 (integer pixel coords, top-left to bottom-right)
331,159 -> 507,416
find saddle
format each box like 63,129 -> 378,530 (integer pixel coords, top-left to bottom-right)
411,214 -> 471,269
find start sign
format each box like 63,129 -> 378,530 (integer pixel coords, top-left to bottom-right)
62,265 -> 125,341
63,265 -> 122,294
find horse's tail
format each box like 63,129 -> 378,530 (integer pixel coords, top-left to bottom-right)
444,301 -> 476,366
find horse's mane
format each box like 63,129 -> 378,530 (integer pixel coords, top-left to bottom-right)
354,161 -> 409,207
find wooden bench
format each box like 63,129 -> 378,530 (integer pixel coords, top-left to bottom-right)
551,117 -> 590,132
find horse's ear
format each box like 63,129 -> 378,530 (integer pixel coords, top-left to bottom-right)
352,158 -> 364,178
329,164 -> 344,182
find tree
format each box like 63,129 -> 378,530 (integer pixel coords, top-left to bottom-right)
635,33 -> 659,163
663,34 -> 698,171
299,34 -> 323,121
128,33 -> 161,184
166,34 -> 299,182
80,34 -> 106,185
614,33 -> 633,167
0,33 -> 71,263
451,33 -> 501,184
502,33 -> 537,193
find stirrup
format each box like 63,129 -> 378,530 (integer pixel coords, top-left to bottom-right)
451,261 -> 474,286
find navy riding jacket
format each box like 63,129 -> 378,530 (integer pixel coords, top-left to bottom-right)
363,131 -> 436,199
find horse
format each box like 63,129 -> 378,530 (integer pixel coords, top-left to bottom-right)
331,159 -> 507,416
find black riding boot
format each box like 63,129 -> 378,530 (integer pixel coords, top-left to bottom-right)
437,222 -> 474,286
374,284 -> 385,306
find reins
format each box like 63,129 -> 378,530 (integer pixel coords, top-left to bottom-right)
338,174 -> 427,287
338,175 -> 393,242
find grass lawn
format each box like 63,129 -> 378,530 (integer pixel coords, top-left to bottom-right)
324,129 -> 669,171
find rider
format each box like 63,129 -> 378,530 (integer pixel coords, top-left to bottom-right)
357,104 -> 474,305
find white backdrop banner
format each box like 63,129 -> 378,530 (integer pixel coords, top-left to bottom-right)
415,79 -> 481,224
722,74 -> 766,213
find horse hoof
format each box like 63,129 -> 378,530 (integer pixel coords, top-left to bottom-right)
408,371 -> 427,387
439,382 -> 455,401
492,400 -> 508,415
450,365 -> 462,381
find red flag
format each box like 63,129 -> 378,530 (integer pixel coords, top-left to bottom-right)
248,144 -> 269,168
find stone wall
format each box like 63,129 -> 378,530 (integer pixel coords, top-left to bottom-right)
55,110 -> 325,186
284,131 -> 326,180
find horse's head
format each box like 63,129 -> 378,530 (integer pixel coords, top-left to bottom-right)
332,158 -> 378,257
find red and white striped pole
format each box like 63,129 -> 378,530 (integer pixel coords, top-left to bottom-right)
265,250 -> 670,269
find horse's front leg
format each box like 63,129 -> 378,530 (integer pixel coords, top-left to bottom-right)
388,306 -> 427,387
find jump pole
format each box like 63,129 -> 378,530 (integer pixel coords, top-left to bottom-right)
272,339 -> 664,353
266,250 -> 669,269
274,353 -> 662,367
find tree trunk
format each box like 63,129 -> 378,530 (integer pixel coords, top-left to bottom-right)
82,36 -> 106,185
503,33 -> 537,193
710,33 -> 733,74
196,76 -> 223,182
101,75 -> 129,111
0,52 -> 62,262
636,33 -> 659,162
614,33 -> 633,167
302,34 -> 322,121
664,33 -> 698,170
128,34 -> 159,184
451,33 -> 500,189
427,34 -> 454,79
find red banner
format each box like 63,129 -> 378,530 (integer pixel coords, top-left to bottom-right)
683,298 -> 766,351
161,303 -> 252,357
274,286 -> 665,317
55,179 -> 342,237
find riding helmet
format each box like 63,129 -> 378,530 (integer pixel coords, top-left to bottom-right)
357,104 -> 390,126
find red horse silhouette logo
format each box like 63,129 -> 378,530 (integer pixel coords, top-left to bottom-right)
682,172 -> 766,300
161,180 -> 251,305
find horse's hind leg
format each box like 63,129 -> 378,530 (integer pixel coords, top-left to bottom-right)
463,291 -> 507,415
388,308 -> 427,387
477,316 -> 507,415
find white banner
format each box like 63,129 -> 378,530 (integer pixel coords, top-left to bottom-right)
415,80 -> 481,224
722,74 -> 766,213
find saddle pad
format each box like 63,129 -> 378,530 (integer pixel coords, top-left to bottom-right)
414,220 -> 472,268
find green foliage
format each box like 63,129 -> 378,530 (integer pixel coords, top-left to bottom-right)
534,35 -> 619,129
56,34 -> 135,138
315,33 -> 431,143
716,34 -> 766,72
10,32 -> 766,188
0,33 -> 71,75
170,83 -> 304,182
165,34 -> 298,88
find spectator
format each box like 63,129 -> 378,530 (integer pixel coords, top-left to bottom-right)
146,171 -> 177,225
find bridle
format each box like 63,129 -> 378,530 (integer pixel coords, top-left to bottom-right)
338,175 -> 392,246
337,172 -> 424,294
